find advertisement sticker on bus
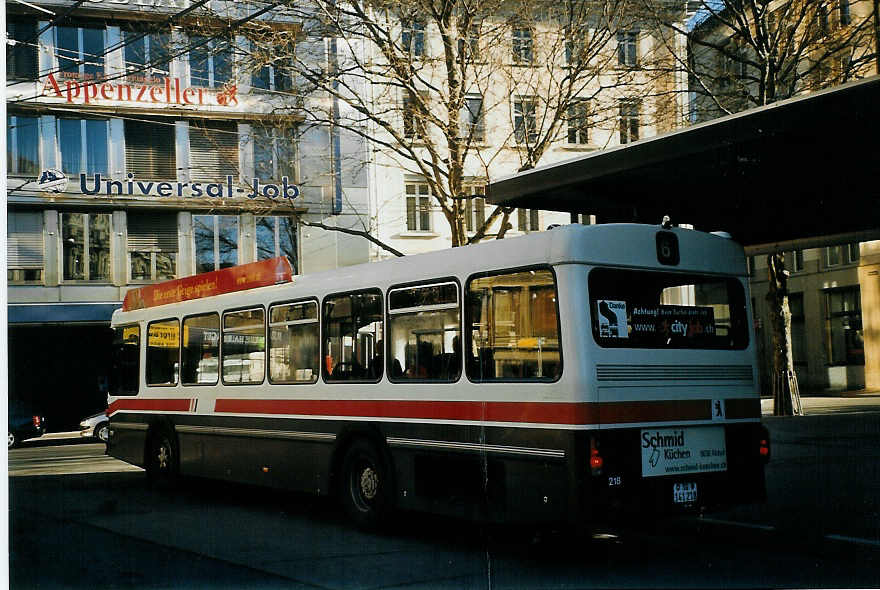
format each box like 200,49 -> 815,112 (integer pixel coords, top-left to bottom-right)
640,426 -> 727,478
597,300 -> 628,338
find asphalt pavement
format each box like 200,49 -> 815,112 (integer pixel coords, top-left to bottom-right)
704,390 -> 880,549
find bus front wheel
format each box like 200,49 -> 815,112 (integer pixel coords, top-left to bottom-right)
146,428 -> 179,488
340,439 -> 394,529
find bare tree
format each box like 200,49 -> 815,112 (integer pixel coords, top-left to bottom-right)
240,0 -> 682,253
642,0 -> 878,415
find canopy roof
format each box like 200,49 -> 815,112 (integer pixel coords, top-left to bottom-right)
488,76 -> 880,251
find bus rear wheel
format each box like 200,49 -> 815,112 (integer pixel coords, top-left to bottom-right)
146,428 -> 179,488
340,440 -> 394,529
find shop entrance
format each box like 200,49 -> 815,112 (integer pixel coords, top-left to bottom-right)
8,324 -> 114,432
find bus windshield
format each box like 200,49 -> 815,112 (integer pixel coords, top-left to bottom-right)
589,268 -> 748,350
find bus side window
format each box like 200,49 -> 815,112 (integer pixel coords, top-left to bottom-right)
222,308 -> 266,385
111,324 -> 140,395
323,290 -> 383,382
466,268 -> 561,381
388,282 -> 460,382
181,313 -> 220,385
268,300 -> 319,384
146,319 -> 180,386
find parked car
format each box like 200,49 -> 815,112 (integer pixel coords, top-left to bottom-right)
80,412 -> 109,443
8,402 -> 47,448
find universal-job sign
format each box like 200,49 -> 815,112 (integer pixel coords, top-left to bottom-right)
81,174 -> 299,200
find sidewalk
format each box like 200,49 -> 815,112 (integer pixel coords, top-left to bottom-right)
761,390 -> 880,416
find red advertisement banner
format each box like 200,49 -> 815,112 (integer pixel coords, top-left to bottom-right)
122,257 -> 293,311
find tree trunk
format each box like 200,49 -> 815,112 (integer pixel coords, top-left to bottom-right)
766,253 -> 804,416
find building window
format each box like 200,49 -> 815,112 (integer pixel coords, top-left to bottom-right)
7,115 -> 40,175
194,215 -> 239,274
460,95 -> 485,142
403,93 -> 427,140
512,26 -> 533,63
466,268 -> 561,380
565,30 -> 587,66
815,5 -> 829,37
826,243 -> 859,267
405,183 -> 432,232
256,216 -> 297,271
7,20 -> 39,80
457,25 -> 479,62
786,250 -> 804,273
789,292 -> 806,365
253,126 -> 297,181
617,30 -> 639,67
323,290 -> 383,381
825,287 -> 863,365
61,212 -> 111,282
402,19 -> 426,57
58,118 -> 109,176
189,120 -> 239,182
128,212 -> 178,281
123,25 -> 171,80
57,25 -> 105,80
464,185 -> 486,233
190,35 -> 232,88
146,319 -> 179,386
838,0 -> 851,26
253,60 -> 293,92
513,96 -> 537,144
388,282 -> 461,381
517,208 -> 540,232
181,313 -> 220,385
125,120 -> 176,180
567,99 -> 590,144
222,308 -> 265,384
268,301 -> 319,384
619,100 -> 640,144
7,211 -> 44,283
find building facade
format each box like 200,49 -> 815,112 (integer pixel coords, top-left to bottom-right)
5,0 -> 372,428
688,0 -> 879,393
6,0 -> 691,427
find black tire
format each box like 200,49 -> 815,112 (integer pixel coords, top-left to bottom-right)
8,431 -> 17,449
339,439 -> 395,529
95,423 -> 109,443
145,428 -> 179,488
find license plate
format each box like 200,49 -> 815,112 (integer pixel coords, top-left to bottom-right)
673,482 -> 698,504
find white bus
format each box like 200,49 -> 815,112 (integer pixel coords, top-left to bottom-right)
107,223 -> 769,527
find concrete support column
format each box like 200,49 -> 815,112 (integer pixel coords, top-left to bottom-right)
43,210 -> 59,287
178,212 -> 193,277
239,212 -> 256,264
112,210 -> 127,286
858,241 -> 880,390
176,121 -> 191,183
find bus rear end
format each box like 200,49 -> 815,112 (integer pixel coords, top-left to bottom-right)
581,229 -> 768,520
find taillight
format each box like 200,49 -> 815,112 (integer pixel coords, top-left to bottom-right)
590,436 -> 603,476
32,415 -> 41,427
758,427 -> 770,463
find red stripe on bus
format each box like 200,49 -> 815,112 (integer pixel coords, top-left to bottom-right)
108,398 -> 192,414
212,398 -> 759,424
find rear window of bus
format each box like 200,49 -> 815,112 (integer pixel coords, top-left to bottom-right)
588,269 -> 749,350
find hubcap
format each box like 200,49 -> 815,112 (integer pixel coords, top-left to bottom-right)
359,466 -> 378,500
8,433 -> 14,448
157,443 -> 169,470
98,426 -> 109,442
